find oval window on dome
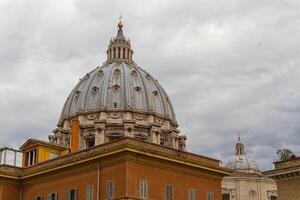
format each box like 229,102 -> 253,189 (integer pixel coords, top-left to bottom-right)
134,86 -> 141,92
131,70 -> 138,77
97,70 -> 104,78
91,86 -> 99,97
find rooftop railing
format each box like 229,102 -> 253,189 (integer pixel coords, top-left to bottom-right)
0,147 -> 22,167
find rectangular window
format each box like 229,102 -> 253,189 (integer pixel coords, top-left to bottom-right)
208,192 -> 214,200
66,189 -> 78,200
26,149 -> 37,166
188,189 -> 196,200
107,180 -> 114,200
140,180 -> 148,199
86,185 -> 93,200
47,193 -> 57,200
165,185 -> 173,200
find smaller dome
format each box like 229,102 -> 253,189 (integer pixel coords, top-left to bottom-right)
225,137 -> 260,174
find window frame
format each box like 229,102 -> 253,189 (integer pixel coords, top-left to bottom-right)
86,185 -> 93,200
208,192 -> 214,200
188,188 -> 196,200
140,179 -> 148,199
165,185 -> 173,200
106,180 -> 114,200
66,188 -> 78,200
47,192 -> 57,200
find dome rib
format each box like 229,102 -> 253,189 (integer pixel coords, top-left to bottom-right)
58,62 -> 177,124
135,66 -> 151,112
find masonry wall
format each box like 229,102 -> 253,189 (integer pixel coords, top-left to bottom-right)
22,162 -> 99,200
126,159 -> 222,199
0,179 -> 20,200
277,177 -> 300,200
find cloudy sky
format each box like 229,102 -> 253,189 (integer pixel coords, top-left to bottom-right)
1,0 -> 300,170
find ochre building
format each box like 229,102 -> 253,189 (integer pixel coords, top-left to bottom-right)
263,156 -> 300,200
0,21 -> 231,200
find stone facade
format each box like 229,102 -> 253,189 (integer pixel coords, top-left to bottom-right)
222,138 -> 277,200
263,157 -> 300,200
222,172 -> 277,200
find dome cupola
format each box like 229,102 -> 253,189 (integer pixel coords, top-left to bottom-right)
49,21 -> 187,151
225,136 -> 260,175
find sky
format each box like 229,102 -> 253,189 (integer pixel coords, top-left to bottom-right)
0,0 -> 300,171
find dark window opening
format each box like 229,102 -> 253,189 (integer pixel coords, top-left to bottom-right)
113,48 -> 116,58
222,194 -> 230,200
67,189 -> 77,200
118,47 -> 121,58
271,196 -> 277,200
123,48 -> 126,58
86,138 -> 95,148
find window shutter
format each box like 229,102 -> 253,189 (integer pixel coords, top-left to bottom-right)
66,190 -> 71,200
74,189 -> 78,200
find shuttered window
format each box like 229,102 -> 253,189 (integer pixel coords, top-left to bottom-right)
107,180 -> 114,200
140,180 -> 148,199
188,189 -> 196,200
165,185 -> 173,200
47,193 -> 57,200
66,189 -> 78,200
208,192 -> 214,200
86,185 -> 93,200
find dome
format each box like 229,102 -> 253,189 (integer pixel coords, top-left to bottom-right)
225,137 -> 260,174
58,62 -> 177,125
49,21 -> 186,151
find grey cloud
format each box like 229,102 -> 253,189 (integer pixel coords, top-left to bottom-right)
1,0 -> 300,170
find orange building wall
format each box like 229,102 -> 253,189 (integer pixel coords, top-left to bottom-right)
22,164 -> 98,200
126,160 -> 222,200
0,182 -> 20,200
100,161 -> 127,199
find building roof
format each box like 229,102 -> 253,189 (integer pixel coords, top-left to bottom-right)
20,138 -> 69,151
0,137 -> 231,180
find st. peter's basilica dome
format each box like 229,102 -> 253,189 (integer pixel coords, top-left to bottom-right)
49,21 -> 186,151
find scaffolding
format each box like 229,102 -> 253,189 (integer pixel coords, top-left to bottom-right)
0,147 -> 22,167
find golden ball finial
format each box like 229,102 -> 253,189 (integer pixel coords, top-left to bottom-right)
118,20 -> 123,29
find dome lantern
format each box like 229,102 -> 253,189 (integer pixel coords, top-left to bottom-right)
106,20 -> 134,64
225,136 -> 261,175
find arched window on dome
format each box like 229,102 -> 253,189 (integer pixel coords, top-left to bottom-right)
118,47 -> 121,58
113,48 -> 116,59
123,47 -> 126,58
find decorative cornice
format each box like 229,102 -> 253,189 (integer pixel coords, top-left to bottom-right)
0,138 -> 231,180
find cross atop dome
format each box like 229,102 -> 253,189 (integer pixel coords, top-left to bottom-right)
106,20 -> 134,64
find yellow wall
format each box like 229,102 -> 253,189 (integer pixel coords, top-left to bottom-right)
23,145 -> 69,167
38,146 -> 69,162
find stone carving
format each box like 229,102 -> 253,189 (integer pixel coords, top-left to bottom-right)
108,112 -> 122,119
134,113 -> 147,121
